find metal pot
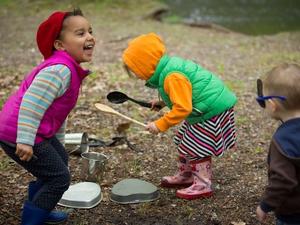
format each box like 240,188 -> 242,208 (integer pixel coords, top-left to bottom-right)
80,152 -> 108,183
65,133 -> 89,155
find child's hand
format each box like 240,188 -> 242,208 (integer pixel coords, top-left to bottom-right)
16,143 -> 34,162
151,100 -> 165,111
256,206 -> 267,223
146,122 -> 160,134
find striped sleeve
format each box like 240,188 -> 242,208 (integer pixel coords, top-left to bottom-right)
55,120 -> 67,145
16,64 -> 71,146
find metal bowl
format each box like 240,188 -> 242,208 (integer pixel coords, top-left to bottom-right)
58,182 -> 102,209
110,178 -> 159,204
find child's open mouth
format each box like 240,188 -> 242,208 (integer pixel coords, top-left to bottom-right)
83,44 -> 94,55
84,44 -> 94,50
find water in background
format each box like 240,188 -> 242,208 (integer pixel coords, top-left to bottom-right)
164,0 -> 300,35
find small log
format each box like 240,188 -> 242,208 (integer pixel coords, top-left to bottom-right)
143,5 -> 169,21
108,35 -> 134,43
183,19 -> 234,33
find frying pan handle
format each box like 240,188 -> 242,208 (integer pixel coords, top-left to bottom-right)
131,99 -> 163,110
135,101 -> 152,108
152,104 -> 163,110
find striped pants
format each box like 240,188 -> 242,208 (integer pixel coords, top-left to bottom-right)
0,137 -> 70,211
174,108 -> 236,161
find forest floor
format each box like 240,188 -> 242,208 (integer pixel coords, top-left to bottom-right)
0,1 -> 300,225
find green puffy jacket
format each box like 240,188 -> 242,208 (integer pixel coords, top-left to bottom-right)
146,55 -> 237,124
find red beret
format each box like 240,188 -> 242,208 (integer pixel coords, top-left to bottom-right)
36,11 -> 67,59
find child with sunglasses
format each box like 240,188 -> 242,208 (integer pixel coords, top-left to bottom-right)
255,63 -> 300,225
122,33 -> 237,200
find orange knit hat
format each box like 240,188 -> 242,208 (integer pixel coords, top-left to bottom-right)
122,33 -> 166,80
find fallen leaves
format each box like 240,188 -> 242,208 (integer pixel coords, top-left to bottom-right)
231,222 -> 246,225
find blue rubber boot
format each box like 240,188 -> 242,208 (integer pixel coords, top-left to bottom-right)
21,201 -> 49,225
28,180 -> 43,201
28,181 -> 68,224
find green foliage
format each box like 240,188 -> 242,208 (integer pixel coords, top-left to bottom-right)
129,158 -> 142,173
254,146 -> 264,154
236,115 -> 249,126
135,202 -> 152,215
224,80 -> 244,92
163,15 -> 182,24
0,157 -> 11,171
230,152 -> 238,160
217,62 -> 225,75
0,99 -> 4,109
259,52 -> 300,66
79,0 -> 131,11
0,0 -> 147,14
0,0 -> 11,7
88,71 -> 97,80
106,63 -> 128,83
184,205 -> 194,219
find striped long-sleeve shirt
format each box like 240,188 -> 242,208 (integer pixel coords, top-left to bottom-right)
17,64 -> 71,146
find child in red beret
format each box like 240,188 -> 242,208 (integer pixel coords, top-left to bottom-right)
0,8 -> 95,224
122,33 -> 237,200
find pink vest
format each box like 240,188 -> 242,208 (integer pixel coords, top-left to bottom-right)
0,51 -> 90,144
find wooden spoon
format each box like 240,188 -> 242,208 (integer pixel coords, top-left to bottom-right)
95,103 -> 146,127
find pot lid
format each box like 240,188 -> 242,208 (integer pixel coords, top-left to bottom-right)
111,178 -> 159,204
58,182 -> 102,209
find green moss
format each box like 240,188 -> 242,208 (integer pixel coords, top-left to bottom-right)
258,52 -> 300,67
129,158 -> 142,173
0,0 -> 163,18
254,146 -> 264,154
224,80 -> 244,93
106,63 -> 129,83
88,71 -> 98,80
0,0 -> 11,7
236,116 -> 249,126
163,15 -> 182,24
217,63 -> 225,75
0,157 -> 11,171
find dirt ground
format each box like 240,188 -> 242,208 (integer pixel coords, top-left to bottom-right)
0,1 -> 300,225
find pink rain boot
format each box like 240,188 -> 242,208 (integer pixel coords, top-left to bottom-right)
176,157 -> 213,200
161,156 -> 194,188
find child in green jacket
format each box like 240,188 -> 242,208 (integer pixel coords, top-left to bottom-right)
122,33 -> 237,200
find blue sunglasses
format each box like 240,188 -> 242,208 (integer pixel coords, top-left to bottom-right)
256,79 -> 286,108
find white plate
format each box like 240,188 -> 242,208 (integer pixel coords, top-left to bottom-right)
58,182 -> 102,209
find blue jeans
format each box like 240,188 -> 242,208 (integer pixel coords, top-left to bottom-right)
277,219 -> 300,225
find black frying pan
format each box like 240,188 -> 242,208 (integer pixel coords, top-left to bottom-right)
107,91 -> 162,109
